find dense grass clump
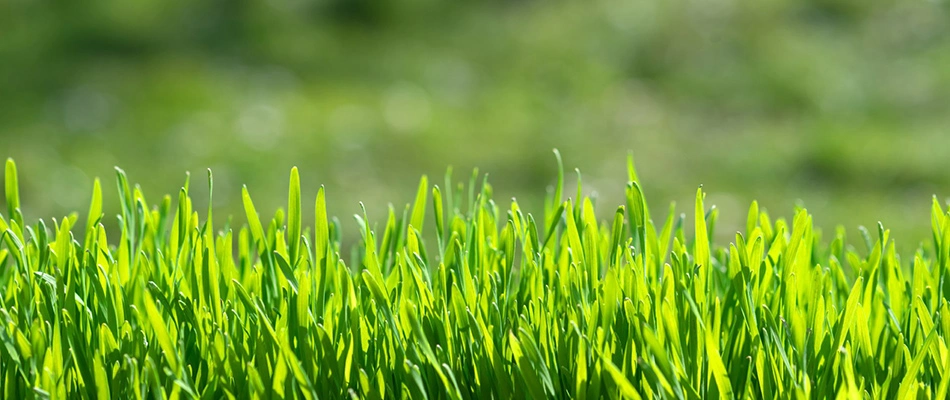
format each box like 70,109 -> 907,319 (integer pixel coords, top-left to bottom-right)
2,152 -> 950,399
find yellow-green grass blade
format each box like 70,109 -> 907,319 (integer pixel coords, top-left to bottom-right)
288,167 -> 302,263
4,159 -> 22,228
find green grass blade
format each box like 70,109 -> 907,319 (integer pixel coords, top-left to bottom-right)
84,178 -> 102,247
4,158 -> 21,227
314,185 -> 329,265
694,186 -> 710,308
410,175 -> 428,235
288,167 -> 302,263
242,185 -> 267,250
143,290 -> 180,373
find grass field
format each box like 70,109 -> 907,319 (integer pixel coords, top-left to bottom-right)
3,153 -> 950,398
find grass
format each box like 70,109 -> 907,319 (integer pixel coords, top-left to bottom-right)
2,151 -> 950,399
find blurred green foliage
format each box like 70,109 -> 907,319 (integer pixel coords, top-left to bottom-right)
1,0 -> 949,246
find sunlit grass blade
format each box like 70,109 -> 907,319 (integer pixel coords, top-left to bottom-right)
143,290 -> 180,373
4,158 -> 22,227
694,186 -> 710,307
288,167 -> 302,263
242,185 -> 267,249
314,185 -> 329,265
410,175 -> 428,235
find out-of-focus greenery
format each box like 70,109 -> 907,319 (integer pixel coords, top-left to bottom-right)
2,0 -> 949,245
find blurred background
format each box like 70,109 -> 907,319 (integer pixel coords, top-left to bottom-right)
2,0 -> 949,249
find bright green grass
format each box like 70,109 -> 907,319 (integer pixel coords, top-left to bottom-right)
2,152 -> 950,399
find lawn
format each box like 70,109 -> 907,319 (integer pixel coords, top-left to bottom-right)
3,153 -> 949,398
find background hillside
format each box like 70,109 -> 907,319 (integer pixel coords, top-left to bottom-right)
2,0 -> 949,246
